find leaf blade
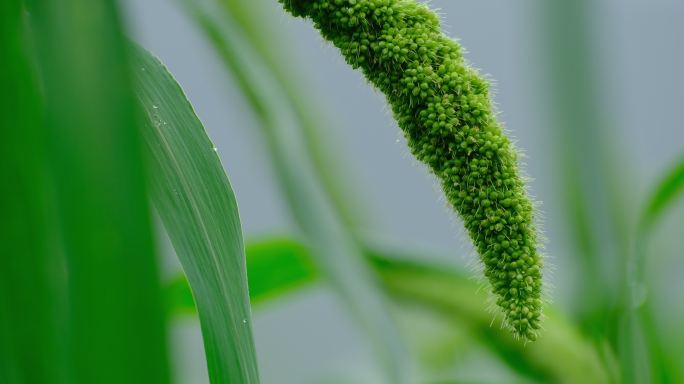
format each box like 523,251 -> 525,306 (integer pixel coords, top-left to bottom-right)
0,2 -> 66,383
130,46 -> 260,384
165,238 -> 320,316
178,2 -> 413,382
26,1 -> 170,382
167,237 -> 610,383
621,156 -> 684,384
641,157 -> 684,231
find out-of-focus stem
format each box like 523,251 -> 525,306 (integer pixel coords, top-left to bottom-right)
179,2 -> 414,382
218,0 -> 369,232
539,0 -> 633,344
540,1 -> 661,382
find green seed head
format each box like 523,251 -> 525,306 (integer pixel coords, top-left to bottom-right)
280,0 -> 544,341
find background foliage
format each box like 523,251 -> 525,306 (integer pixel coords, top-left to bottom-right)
2,0 -> 683,383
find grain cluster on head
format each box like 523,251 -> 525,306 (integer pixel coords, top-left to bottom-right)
279,0 -> 544,341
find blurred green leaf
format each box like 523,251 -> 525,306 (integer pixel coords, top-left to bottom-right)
179,1 -> 413,382
621,157 -> 684,384
25,1 -> 170,383
0,2 -> 66,383
215,0 -> 367,230
378,253 -> 611,384
540,1 -> 631,342
167,238 -> 611,383
130,46 -> 260,384
165,274 -> 200,318
640,158 -> 684,231
245,238 -> 319,305
166,238 -> 320,315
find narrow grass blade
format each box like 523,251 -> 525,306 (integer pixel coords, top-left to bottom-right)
130,46 -> 260,384
540,1 -> 631,339
167,238 -> 610,383
179,2 -> 413,382
640,158 -> 684,231
620,157 -> 684,384
0,2 -> 66,383
25,1 -> 170,383
215,0 -> 366,230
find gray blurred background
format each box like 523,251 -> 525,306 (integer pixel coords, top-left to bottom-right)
123,0 -> 684,382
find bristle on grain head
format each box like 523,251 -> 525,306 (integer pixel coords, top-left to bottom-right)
279,0 -> 544,341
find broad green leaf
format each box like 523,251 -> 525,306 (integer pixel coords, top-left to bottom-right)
179,2 -> 412,382
26,1 -> 170,383
167,238 -> 610,383
0,2 -> 66,383
130,46 -> 260,384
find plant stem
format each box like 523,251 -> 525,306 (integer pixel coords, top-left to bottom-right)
539,0 -> 630,341
179,2 -> 414,382
216,0 -> 368,232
